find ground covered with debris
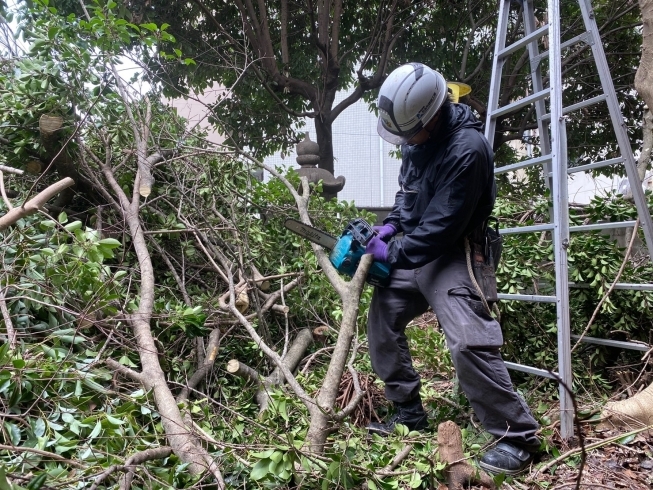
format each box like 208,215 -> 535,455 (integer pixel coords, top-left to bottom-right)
513,423 -> 653,490
373,312 -> 653,489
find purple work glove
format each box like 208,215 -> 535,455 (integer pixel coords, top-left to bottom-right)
365,235 -> 389,262
373,223 -> 398,242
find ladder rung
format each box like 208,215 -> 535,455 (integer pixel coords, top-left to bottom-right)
570,282 -> 653,291
489,88 -> 549,119
504,362 -> 559,379
568,156 -> 624,174
541,94 -> 607,122
531,31 -> 594,67
498,293 -> 557,303
570,220 -> 637,232
498,24 -> 549,60
495,154 -> 552,175
500,220 -> 637,236
570,335 -> 651,352
500,223 -> 554,234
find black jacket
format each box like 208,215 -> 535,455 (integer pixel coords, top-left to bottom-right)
385,103 -> 496,269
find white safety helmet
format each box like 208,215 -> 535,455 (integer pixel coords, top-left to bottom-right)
377,63 -> 448,145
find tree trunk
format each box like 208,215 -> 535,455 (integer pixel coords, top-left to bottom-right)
600,0 -> 653,427
314,115 -> 335,176
636,0 -> 653,108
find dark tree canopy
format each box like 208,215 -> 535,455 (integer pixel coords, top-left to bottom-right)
121,0 -> 433,175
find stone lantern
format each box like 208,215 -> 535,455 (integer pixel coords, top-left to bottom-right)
295,132 -> 345,200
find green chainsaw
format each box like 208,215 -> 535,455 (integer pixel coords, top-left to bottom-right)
284,218 -> 391,287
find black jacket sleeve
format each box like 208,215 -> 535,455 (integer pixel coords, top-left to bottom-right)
386,137 -> 490,268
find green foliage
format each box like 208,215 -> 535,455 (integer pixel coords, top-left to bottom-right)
495,191 -> 653,388
1,1 -> 651,488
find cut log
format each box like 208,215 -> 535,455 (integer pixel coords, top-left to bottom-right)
25,160 -> 45,175
598,383 -> 653,435
226,359 -> 261,385
437,421 -> 496,490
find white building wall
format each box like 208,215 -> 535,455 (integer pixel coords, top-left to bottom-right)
264,90 -> 402,208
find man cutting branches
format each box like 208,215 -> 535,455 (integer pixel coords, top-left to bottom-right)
364,63 -> 541,475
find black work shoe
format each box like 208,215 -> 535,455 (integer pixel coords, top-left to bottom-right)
367,399 -> 428,436
479,442 -> 534,475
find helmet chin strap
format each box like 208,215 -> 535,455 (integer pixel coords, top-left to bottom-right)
424,109 -> 444,140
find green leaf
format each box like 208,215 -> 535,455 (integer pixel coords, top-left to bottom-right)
250,459 -> 270,480
408,472 -> 422,488
493,473 -> 506,486
64,221 -> 83,232
39,220 -> 56,229
98,238 -> 121,248
105,415 -> 125,426
270,451 -> 283,464
617,433 -> 636,445
0,467 -> 12,490
250,449 -> 276,459
88,420 -> 102,440
27,473 -> 47,490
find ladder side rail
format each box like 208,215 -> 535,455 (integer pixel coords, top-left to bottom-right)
484,0 -> 512,142
523,0 -> 554,196
548,0 -> 575,441
577,0 -> 653,258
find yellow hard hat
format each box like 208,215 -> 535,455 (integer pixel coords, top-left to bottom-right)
447,82 -> 472,103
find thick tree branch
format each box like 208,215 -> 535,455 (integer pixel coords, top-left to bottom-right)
0,177 -> 75,231
0,164 -> 24,175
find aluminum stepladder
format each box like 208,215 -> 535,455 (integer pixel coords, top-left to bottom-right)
485,0 -> 653,440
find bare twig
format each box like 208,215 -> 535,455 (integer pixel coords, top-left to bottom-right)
0,288 -> 16,349
105,358 -> 146,384
89,446 -> 173,490
178,328 -> 221,402
0,444 -> 85,468
0,171 -> 13,210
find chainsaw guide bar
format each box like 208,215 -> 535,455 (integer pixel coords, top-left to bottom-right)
284,219 -> 338,250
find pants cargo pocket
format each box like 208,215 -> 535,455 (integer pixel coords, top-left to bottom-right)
448,286 -> 503,351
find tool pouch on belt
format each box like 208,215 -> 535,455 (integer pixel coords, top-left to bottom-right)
469,217 -> 502,304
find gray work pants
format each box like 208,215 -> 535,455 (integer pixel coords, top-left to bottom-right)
367,245 -> 540,449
